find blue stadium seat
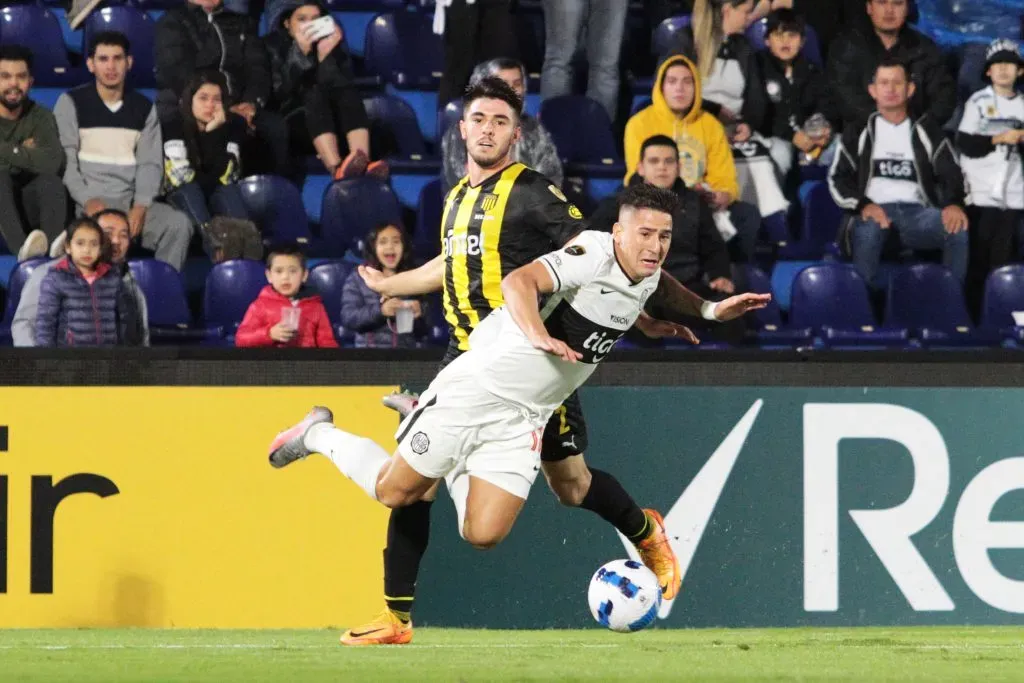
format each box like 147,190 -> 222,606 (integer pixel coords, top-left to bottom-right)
0,256 -> 48,344
746,18 -> 823,66
363,93 -> 440,206
365,10 -> 442,140
132,0 -> 180,9
83,5 -> 157,87
326,0 -> 406,57
308,260 -> 354,345
202,259 -> 267,341
800,181 -> 843,258
302,174 -> 332,225
790,263 -> 909,347
539,95 -> 624,177
981,265 -> 1024,342
435,98 -> 462,148
0,4 -> 81,86
320,177 -> 402,255
885,264 -> 1000,347
128,258 -> 208,344
414,177 -> 443,261
424,291 -> 448,346
743,265 -> 813,347
238,175 -> 314,247
652,15 -> 690,58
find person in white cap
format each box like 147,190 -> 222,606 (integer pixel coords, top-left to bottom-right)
957,38 -> 1024,315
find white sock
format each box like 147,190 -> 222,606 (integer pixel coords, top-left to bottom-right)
303,423 -> 389,500
447,471 -> 470,540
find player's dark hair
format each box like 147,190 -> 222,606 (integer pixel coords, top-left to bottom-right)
640,135 -> 679,160
266,244 -> 308,270
617,183 -> 681,217
363,223 -> 413,273
0,45 -> 34,71
874,56 -> 910,82
89,30 -> 131,58
462,76 -> 523,122
766,9 -> 806,37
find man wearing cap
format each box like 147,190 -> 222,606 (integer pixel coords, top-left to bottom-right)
957,39 -> 1024,314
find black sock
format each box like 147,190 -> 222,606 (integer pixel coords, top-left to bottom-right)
383,500 -> 433,623
578,468 -> 650,543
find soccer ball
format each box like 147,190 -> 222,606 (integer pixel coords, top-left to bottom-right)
587,559 -> 662,633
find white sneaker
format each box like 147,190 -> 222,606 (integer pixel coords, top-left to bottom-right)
68,0 -> 105,30
49,231 -> 67,258
17,230 -> 48,261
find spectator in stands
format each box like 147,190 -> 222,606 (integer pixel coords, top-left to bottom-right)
236,244 -> 338,348
435,0 -> 519,108
626,55 -> 760,263
13,205 -> 149,347
341,223 -> 425,348
666,0 -> 765,137
441,58 -> 562,193
33,217 -> 136,347
540,0 -> 628,120
957,39 -> 1024,315
757,10 -> 831,178
55,32 -> 193,271
265,1 -> 385,181
748,0 -> 878,59
591,134 -> 743,342
162,70 -> 251,251
0,45 -> 67,262
156,0 -> 290,177
829,58 -> 968,288
826,0 -> 954,133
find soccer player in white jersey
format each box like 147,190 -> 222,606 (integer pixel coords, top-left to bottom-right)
266,184 -> 769,564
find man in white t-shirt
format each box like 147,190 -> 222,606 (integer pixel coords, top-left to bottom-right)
828,57 -> 969,287
264,183 -> 768,572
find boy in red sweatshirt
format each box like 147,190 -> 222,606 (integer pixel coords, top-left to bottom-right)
235,245 -> 339,348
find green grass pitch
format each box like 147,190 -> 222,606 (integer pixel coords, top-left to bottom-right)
2,627 -> 1023,682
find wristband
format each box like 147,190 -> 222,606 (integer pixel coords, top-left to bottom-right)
701,300 -> 720,321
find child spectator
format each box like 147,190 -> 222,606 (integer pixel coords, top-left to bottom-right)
235,244 -> 338,347
958,39 -> 1024,315
341,224 -> 425,348
265,0 -> 384,180
758,9 -> 831,179
34,217 -> 132,347
162,70 -> 251,257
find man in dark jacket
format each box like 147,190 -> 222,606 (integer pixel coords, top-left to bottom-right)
591,134 -> 743,342
0,45 -> 67,262
155,0 -> 289,175
828,58 -> 968,288
825,0 -> 954,133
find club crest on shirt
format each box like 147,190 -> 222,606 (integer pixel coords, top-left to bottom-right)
564,244 -> 586,256
410,432 -> 430,454
481,193 -> 498,212
568,204 -> 583,219
548,184 -> 568,202
766,79 -> 783,103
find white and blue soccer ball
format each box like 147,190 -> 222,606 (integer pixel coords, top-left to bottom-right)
587,559 -> 662,633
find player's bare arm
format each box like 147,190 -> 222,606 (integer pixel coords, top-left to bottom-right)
648,271 -> 772,321
358,253 -> 444,298
500,261 -> 583,363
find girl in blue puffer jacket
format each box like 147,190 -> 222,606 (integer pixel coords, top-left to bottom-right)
34,217 -> 132,347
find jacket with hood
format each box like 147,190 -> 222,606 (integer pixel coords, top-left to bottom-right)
757,51 -> 829,141
590,175 -> 731,286
828,111 -> 965,252
624,55 -> 739,201
235,285 -> 339,348
665,27 -> 766,132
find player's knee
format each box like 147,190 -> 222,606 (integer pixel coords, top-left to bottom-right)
461,523 -> 508,550
376,487 -> 420,509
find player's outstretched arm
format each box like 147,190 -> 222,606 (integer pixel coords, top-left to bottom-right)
650,270 -> 771,322
358,254 -> 444,298
501,262 -> 582,363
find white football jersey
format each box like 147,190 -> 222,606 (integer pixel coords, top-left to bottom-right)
449,231 -> 660,423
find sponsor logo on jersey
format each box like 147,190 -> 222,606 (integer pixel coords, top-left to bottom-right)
568,204 -> 583,220
443,233 -> 483,257
610,314 -> 630,325
565,245 -> 586,256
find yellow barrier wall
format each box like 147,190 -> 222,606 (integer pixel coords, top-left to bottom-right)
0,387 -> 396,628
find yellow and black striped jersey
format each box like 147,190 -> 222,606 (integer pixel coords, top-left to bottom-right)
440,162 -> 585,351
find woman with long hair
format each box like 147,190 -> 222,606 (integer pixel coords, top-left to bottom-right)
161,70 -> 250,250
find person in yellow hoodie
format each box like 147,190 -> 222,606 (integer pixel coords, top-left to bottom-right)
625,54 -> 760,263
